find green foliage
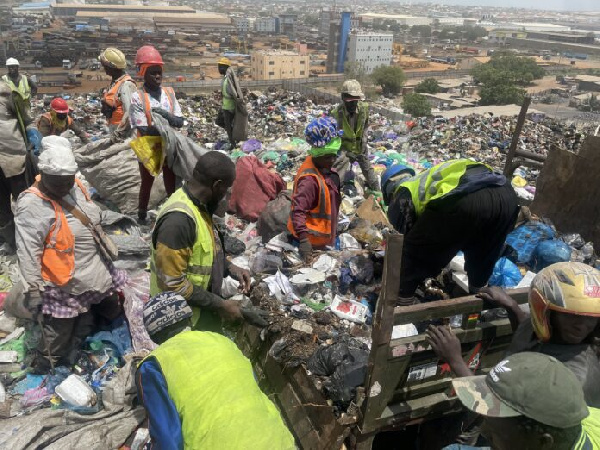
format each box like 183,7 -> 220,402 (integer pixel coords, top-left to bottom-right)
410,25 -> 432,38
370,65 -> 406,96
435,25 -> 488,42
344,61 -> 368,87
415,78 -> 440,94
402,93 -> 432,117
471,52 -> 545,86
471,52 -> 544,106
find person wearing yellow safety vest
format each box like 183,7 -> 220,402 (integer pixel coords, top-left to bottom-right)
218,56 -> 240,148
381,159 -> 519,305
150,151 -> 263,332
136,292 -> 295,449
98,48 -> 137,143
2,58 -> 37,113
332,79 -> 380,194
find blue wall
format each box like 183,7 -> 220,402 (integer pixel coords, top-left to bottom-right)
336,12 -> 351,73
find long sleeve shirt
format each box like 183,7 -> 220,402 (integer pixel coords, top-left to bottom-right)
36,115 -> 88,142
15,183 -> 113,295
151,187 -> 226,310
290,170 -> 341,244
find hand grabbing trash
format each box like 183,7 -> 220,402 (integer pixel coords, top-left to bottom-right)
229,264 -> 251,294
241,306 -> 270,328
298,238 -> 313,264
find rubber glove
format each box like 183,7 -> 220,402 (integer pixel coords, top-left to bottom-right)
152,108 -> 183,128
241,307 -> 270,328
26,128 -> 43,156
298,238 -> 313,263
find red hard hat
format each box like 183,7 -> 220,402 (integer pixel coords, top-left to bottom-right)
50,97 -> 69,114
135,45 -> 164,66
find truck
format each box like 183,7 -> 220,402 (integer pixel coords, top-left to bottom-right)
235,234 -> 529,449
429,56 -> 456,65
62,59 -> 73,69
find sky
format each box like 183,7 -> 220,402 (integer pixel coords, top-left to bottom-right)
402,0 -> 600,11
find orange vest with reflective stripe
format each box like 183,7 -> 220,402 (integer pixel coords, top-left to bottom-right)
24,178 -> 91,287
137,86 -> 176,132
104,74 -> 134,125
287,156 -> 333,247
38,113 -> 73,136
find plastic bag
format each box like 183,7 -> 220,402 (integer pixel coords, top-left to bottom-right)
257,191 -> 292,243
121,272 -> 157,354
561,233 -> 586,249
130,135 -> 163,177
506,221 -> 556,264
533,240 -> 572,272
488,257 -> 523,288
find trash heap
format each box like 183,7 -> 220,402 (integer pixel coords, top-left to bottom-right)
0,88 -> 594,442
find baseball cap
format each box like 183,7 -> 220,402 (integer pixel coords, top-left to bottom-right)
143,292 -> 193,336
452,352 -> 589,429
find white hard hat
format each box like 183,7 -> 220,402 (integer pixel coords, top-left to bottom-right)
5,58 -> 19,66
38,136 -> 78,176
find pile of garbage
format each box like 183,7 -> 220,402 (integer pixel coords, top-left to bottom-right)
1,87 -> 594,440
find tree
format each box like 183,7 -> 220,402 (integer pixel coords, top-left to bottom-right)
471,52 -> 544,106
410,25 -> 432,39
402,93 -> 431,117
370,65 -> 406,97
344,61 -> 368,87
415,78 -> 440,94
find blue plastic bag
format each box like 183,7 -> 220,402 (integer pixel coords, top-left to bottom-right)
488,257 -> 523,288
506,221 -> 556,264
533,240 -> 572,272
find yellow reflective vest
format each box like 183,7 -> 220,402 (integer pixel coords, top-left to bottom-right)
334,102 -> 368,155
396,159 -> 489,216
143,331 -> 296,449
150,188 -> 215,325
2,74 -> 30,101
222,76 -> 235,111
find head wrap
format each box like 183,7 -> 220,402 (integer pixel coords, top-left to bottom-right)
38,136 -> 78,175
305,116 -> 343,157
137,63 -> 158,79
50,110 -> 68,130
143,292 -> 193,336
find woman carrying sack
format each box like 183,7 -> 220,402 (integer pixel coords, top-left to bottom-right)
129,45 -> 184,223
10,136 -> 126,373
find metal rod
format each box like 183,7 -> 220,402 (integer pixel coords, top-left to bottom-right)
504,96 -> 532,176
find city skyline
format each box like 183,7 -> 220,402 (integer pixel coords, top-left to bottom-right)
398,0 -> 600,11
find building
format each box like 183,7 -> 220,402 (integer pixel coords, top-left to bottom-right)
51,3 -> 195,18
251,50 -> 309,80
326,11 -> 352,74
279,13 -> 297,40
233,17 -> 253,34
359,13 -> 431,27
346,32 -> 393,74
255,17 -> 279,34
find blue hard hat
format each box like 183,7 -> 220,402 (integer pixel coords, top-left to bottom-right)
381,164 -> 415,190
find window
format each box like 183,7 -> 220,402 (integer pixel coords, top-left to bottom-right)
269,61 -> 274,65
300,60 -> 305,64
268,71 -> 275,76
300,71 -> 305,75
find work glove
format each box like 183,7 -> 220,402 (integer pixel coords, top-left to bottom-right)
241,306 -> 270,328
152,108 -> 182,128
26,289 -> 43,321
298,238 -> 313,264
26,128 -> 43,156
216,299 -> 244,323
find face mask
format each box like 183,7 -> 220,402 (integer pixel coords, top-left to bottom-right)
345,101 -> 358,114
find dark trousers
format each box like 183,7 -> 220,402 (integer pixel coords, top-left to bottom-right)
223,109 -> 236,147
138,162 -> 177,213
400,184 -> 519,297
37,293 -> 122,367
0,169 -> 27,227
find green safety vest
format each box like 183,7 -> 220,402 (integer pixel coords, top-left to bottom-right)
397,159 -> 489,216
2,74 -> 30,101
335,102 -> 368,155
142,331 -> 296,449
222,76 -> 235,111
150,188 -> 215,326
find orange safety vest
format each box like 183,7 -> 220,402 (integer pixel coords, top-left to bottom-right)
38,113 -> 73,136
104,74 -> 134,125
137,86 -> 176,129
287,156 -> 333,247
24,177 -> 91,287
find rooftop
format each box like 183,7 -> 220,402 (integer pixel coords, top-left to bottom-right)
253,50 -> 303,56
53,3 -> 194,12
